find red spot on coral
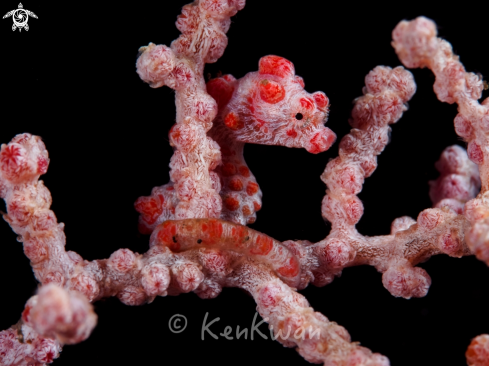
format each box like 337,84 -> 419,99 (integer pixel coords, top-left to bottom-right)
135,195 -> 164,225
313,92 -> 329,110
246,182 -> 259,196
287,129 -> 298,138
166,185 -> 174,191
206,77 -> 235,109
468,141 -> 484,164
250,235 -> 273,255
0,143 -> 27,180
224,196 -> 240,211
300,97 -> 315,110
37,157 -> 48,175
224,111 -> 244,130
259,55 -> 294,78
259,79 -> 285,104
242,205 -> 252,216
253,201 -> 261,211
35,340 -> 58,363
466,334 -> 489,366
221,162 -> 237,176
277,257 -> 300,278
295,76 -> 305,87
228,177 -> 243,191
238,166 -> 250,177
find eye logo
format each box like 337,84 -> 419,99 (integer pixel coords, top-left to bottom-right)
3,3 -> 37,32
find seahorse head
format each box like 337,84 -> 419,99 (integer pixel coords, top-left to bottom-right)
206,55 -> 336,153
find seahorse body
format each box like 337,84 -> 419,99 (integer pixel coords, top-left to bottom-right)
136,56 -> 335,233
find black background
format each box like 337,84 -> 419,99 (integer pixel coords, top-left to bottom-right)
1,1 -> 489,365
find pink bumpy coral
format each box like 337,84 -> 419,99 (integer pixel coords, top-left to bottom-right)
4,5 -> 489,366
467,334 -> 489,366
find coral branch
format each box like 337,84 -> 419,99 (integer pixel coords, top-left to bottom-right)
392,16 -> 489,265
429,145 -> 480,213
228,262 -> 388,366
26,284 -> 96,345
136,0 -> 246,220
467,334 -> 489,366
302,65 -> 454,298
0,283 -> 96,365
0,321 -> 61,366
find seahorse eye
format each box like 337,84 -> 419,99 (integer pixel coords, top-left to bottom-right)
295,113 -> 303,120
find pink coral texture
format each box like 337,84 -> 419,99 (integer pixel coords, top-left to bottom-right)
2,2 -> 489,366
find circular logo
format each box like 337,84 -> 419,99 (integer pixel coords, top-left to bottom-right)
168,314 -> 187,333
12,9 -> 28,27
